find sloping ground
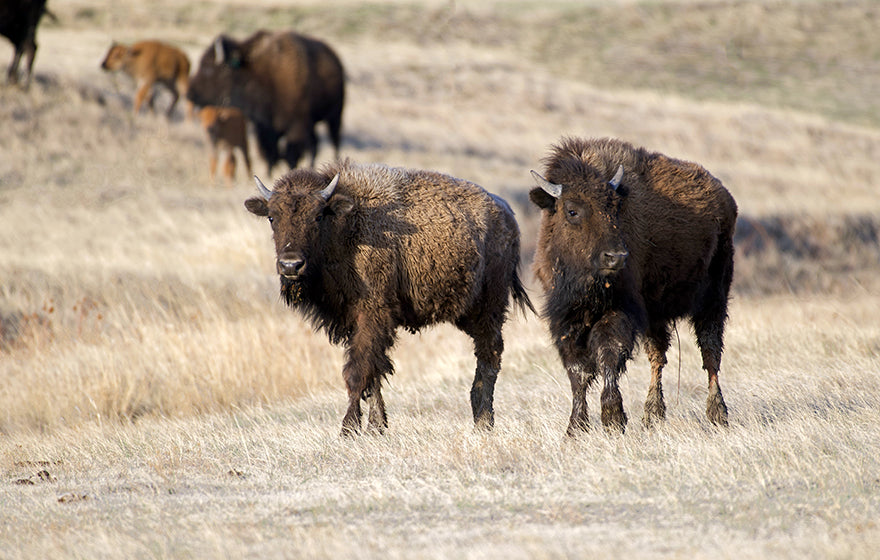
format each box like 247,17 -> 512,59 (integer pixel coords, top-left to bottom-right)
734,214 -> 880,295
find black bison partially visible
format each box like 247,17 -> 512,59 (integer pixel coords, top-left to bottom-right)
188,30 -> 345,176
529,137 -> 737,435
245,161 -> 533,435
0,0 -> 52,88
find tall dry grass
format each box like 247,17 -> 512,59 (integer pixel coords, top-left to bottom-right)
1,0 -> 880,557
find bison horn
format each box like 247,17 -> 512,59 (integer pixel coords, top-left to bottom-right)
213,37 -> 225,64
319,174 -> 340,201
254,175 -> 273,200
530,170 -> 562,199
609,165 -> 624,191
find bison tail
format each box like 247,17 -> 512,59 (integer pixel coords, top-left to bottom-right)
510,267 -> 536,316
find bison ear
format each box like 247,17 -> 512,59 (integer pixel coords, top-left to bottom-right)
244,197 -> 268,216
529,187 -> 557,212
327,194 -> 354,218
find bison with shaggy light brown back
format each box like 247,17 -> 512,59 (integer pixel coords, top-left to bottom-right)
245,161 -> 533,435
100,40 -> 190,120
529,137 -> 737,435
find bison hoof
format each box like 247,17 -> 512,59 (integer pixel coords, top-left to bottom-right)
565,419 -> 590,437
601,407 -> 627,434
706,394 -> 729,427
340,414 -> 362,437
642,398 -> 667,430
474,410 -> 495,431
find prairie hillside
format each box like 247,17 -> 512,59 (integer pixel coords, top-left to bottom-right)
1,1 -> 879,558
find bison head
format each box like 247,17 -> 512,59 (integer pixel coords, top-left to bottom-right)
245,172 -> 354,304
100,43 -> 128,72
188,35 -> 258,115
530,164 -> 629,284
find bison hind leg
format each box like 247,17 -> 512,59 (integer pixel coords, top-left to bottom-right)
694,234 -> 734,427
459,317 -> 503,431
643,322 -> 672,428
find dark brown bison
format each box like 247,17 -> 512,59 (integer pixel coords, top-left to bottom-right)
188,30 -> 345,176
1,0 -> 52,88
245,161 -> 533,435
529,137 -> 737,435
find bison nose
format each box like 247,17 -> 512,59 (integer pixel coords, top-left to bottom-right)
277,257 -> 306,278
601,251 -> 628,271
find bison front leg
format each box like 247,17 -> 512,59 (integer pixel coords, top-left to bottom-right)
340,318 -> 394,436
565,363 -> 594,436
589,312 -> 636,433
554,327 -> 596,436
365,376 -> 387,435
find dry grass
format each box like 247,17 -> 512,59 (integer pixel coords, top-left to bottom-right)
1,0 -> 880,557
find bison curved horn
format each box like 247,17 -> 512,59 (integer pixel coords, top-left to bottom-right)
609,165 -> 624,191
213,37 -> 225,64
254,175 -> 273,200
530,170 -> 562,199
319,174 -> 340,201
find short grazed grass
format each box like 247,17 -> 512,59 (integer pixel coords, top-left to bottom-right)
2,0 -> 880,558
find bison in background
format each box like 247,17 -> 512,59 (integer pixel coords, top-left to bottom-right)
245,161 -> 533,435
188,30 -> 345,176
198,106 -> 252,187
100,40 -> 191,120
1,0 -> 52,88
529,137 -> 737,435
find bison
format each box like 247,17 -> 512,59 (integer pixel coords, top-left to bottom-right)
529,137 -> 737,435
188,30 -> 345,176
100,40 -> 191,120
198,106 -> 252,186
245,161 -> 533,435
1,0 -> 52,88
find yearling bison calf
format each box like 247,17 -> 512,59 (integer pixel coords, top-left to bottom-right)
198,106 -> 251,186
529,137 -> 737,435
245,161 -> 533,435
100,40 -> 190,120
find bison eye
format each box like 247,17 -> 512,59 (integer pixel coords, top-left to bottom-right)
563,201 -> 584,225
315,214 -> 323,223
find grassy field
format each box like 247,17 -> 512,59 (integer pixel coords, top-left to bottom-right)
2,0 -> 879,557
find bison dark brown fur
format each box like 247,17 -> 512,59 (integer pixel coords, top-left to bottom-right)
188,30 -> 344,176
1,0 -> 52,88
529,137 -> 737,435
245,161 -> 533,435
